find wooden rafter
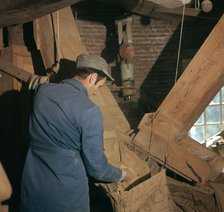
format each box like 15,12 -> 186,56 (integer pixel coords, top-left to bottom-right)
134,15 -> 224,183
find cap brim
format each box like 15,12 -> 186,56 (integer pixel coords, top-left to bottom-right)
104,73 -> 115,81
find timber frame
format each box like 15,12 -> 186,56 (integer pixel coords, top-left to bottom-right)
0,6 -> 224,212
134,15 -> 224,183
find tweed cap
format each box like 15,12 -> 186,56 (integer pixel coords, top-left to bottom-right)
76,54 -> 114,81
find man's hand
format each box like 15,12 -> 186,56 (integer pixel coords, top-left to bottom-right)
120,169 -> 133,182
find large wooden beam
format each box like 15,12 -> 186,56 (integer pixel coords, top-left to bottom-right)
0,163 -> 12,202
134,15 -> 224,183
33,7 -> 87,69
0,0 -> 81,27
0,58 -> 32,82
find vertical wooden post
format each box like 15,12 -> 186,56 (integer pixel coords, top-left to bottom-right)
0,163 -> 12,202
0,28 -> 3,50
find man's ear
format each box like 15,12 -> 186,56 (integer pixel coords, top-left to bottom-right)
88,73 -> 97,85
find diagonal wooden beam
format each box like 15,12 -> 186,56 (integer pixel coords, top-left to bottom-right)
134,15 -> 224,183
0,0 -> 81,27
0,58 -> 32,82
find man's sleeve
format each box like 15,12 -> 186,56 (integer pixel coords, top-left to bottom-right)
80,106 -> 122,182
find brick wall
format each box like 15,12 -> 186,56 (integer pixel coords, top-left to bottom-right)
74,4 -> 217,128
77,20 -> 107,55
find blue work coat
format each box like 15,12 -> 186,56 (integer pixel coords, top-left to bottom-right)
20,79 -> 122,212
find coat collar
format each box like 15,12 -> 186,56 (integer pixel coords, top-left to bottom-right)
61,78 -> 88,96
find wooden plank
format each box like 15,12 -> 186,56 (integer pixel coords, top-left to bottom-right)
0,58 -> 34,82
179,136 -> 220,162
34,6 -> 87,70
134,15 -> 224,183
11,45 -> 33,72
0,44 -> 34,85
33,17 -> 55,69
0,163 -> 12,202
0,28 -> 3,49
100,106 -> 130,133
91,85 -> 118,107
0,0 -> 80,27
56,7 -> 87,60
178,137 -> 224,179
134,125 -> 211,182
146,0 -> 187,9
0,205 -> 9,212
210,183 -> 224,212
11,45 -> 34,90
139,115 -> 223,179
8,25 -> 24,46
155,7 -> 200,17
91,86 -> 130,134
157,22 -> 224,141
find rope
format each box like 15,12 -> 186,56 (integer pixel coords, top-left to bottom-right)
174,4 -> 186,83
162,4 -> 186,171
56,11 -> 60,63
50,12 -> 60,67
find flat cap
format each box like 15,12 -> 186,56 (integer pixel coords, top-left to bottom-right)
76,54 -> 114,81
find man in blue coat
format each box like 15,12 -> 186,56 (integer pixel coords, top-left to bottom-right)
20,54 -> 132,212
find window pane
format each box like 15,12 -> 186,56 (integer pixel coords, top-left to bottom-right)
210,93 -> 220,105
195,114 -> 204,124
189,126 -> 204,144
189,87 -> 224,145
205,125 -> 221,140
205,106 -> 220,123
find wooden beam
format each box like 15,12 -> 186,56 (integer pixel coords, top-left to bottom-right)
155,7 -> 200,17
146,0 -> 188,9
0,163 -> 12,202
33,17 -> 55,69
33,6 -> 87,70
134,15 -> 224,183
0,0 -> 81,27
0,28 -> 3,49
0,58 -> 32,82
56,7 -> 87,60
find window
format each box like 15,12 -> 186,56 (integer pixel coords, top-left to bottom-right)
189,87 -> 224,145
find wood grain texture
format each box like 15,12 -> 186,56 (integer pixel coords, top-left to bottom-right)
134,15 -> 224,183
